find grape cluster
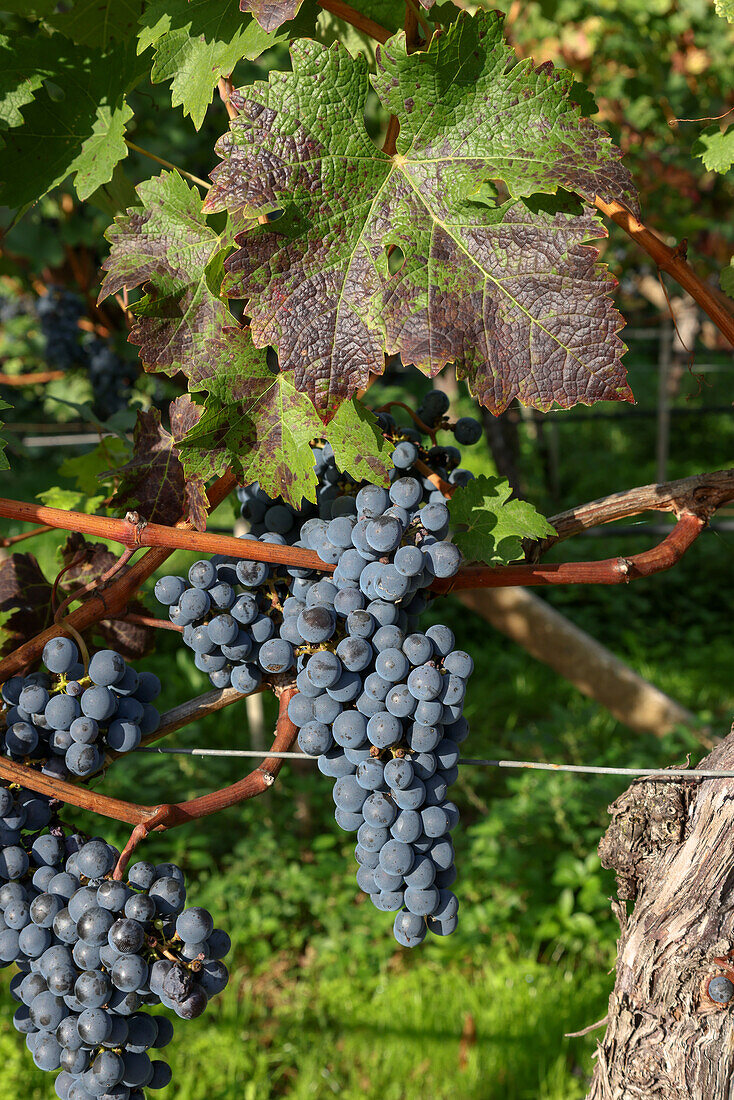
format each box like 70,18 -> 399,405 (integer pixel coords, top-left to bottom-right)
36,287 -> 85,372
154,551 -> 298,692
155,392 -> 480,947
0,640 -> 161,780
0,810 -> 230,1099
84,337 -> 133,421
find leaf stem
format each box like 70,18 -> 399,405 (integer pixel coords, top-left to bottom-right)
124,141 -> 211,191
404,0 -> 432,42
317,0 -> 390,42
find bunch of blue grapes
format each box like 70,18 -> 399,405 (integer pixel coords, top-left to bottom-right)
84,337 -> 133,421
36,287 -> 85,372
154,552 -> 300,692
237,442 -> 358,537
0,639 -> 160,780
265,392 -> 480,944
0,805 -> 230,1099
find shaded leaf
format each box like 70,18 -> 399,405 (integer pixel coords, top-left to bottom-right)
721,260 -> 734,299
0,38 -> 145,206
0,554 -> 55,657
205,11 -> 635,418
692,125 -> 734,174
176,329 -> 390,503
0,397 -> 9,472
47,0 -> 144,47
138,0 -> 317,129
98,172 -> 241,380
448,475 -> 556,565
112,396 -> 209,528
58,535 -> 156,659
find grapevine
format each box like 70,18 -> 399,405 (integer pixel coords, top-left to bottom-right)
0,0 -> 732,1096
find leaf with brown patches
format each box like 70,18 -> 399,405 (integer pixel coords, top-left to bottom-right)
98,171 -> 242,381
205,10 -> 636,419
176,329 -> 390,503
112,396 -> 208,528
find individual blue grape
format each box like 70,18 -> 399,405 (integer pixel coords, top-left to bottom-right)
42,638 -> 78,675
453,417 -> 482,445
393,909 -> 426,948
88,650 -> 126,687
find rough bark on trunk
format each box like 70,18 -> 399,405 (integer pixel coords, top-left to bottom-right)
587,723 -> 734,1099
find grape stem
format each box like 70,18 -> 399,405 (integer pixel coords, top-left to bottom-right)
376,401 -> 437,443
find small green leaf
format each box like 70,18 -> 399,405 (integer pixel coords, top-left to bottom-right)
721,260 -> 734,299
448,475 -> 556,565
138,0 -> 318,129
0,35 -> 46,131
692,126 -> 734,174
326,400 -> 391,490
714,0 -> 734,21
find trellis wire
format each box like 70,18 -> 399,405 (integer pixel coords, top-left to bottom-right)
136,746 -> 734,779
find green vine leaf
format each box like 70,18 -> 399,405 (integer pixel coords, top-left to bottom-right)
0,36 -> 47,131
204,10 -> 636,419
176,328 -> 391,505
0,398 -> 10,472
0,38 -> 146,206
46,0 -> 144,48
98,172 -> 242,380
721,259 -> 734,299
448,475 -> 556,565
138,0 -> 317,130
692,125 -> 734,175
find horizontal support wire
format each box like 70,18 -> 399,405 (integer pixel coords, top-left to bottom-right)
136,747 -> 734,780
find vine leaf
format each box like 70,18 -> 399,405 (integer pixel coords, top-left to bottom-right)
204,10 -> 636,419
239,0 -> 303,33
176,329 -> 391,504
692,126 -> 734,174
0,398 -> 9,472
59,534 -> 155,659
98,172 -> 241,381
112,396 -> 209,530
721,260 -> 734,299
448,475 -> 555,565
0,543 -> 154,660
0,554 -> 54,658
46,0 -> 144,48
137,0 -> 317,130
0,37 -> 146,206
0,35 -> 46,131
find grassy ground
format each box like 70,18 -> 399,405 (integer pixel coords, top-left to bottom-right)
0,329 -> 732,1098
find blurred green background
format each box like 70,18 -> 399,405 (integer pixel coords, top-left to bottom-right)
0,0 -> 732,1096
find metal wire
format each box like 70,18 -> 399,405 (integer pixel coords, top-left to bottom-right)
136,746 -> 734,780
